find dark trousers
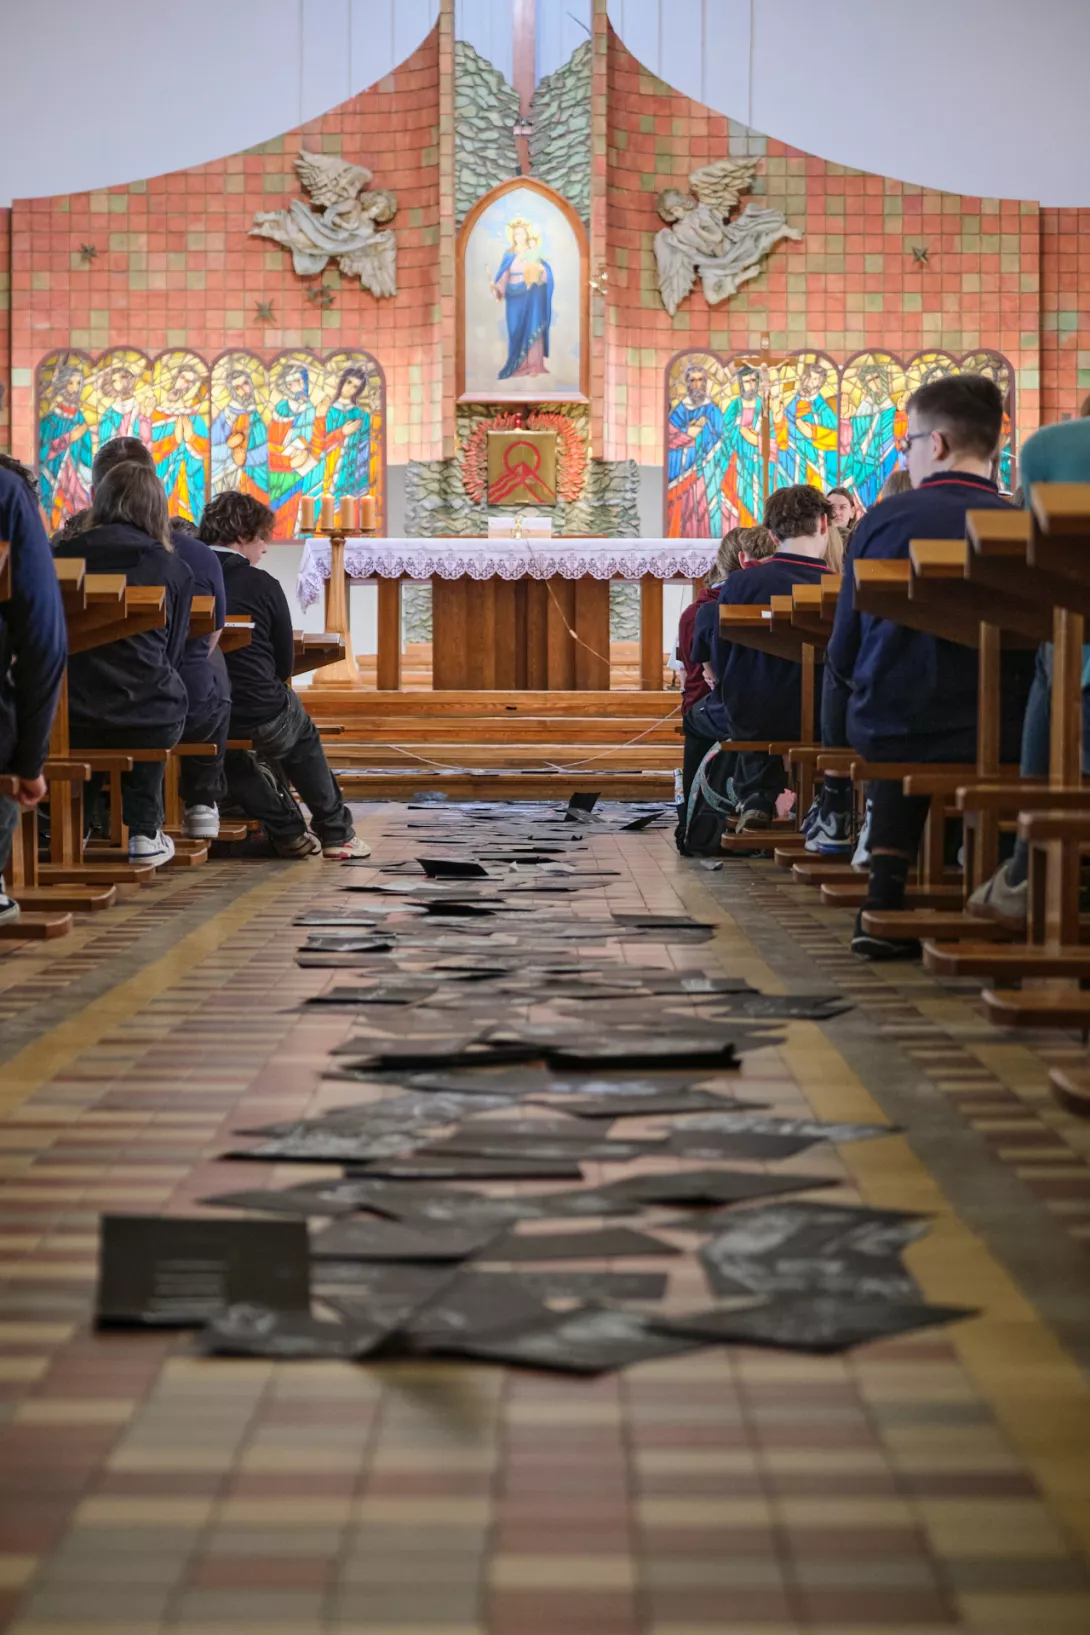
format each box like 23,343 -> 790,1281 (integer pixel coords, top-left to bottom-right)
226,690 -> 354,846
180,696 -> 231,808
681,699 -> 784,816
71,723 -> 182,840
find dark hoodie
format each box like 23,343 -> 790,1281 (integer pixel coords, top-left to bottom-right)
53,522 -> 191,741
0,468 -> 67,778
211,548 -> 295,731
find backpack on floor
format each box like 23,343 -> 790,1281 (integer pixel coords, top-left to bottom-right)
676,746 -> 736,857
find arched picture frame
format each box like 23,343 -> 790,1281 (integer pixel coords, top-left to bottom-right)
457,177 -> 589,404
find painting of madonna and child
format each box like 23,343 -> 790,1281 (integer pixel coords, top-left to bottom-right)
460,182 -> 586,403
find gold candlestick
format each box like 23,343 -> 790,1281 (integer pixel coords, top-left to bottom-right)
304,492 -> 380,689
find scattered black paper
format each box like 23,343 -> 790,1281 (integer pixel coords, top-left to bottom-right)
398,1272 -> 553,1352
310,1218 -> 499,1262
198,1304 -> 387,1359
481,1226 -> 681,1262
368,1185 -> 640,1227
316,1264 -> 455,1325
567,792 -> 600,814
480,1269 -> 669,1301
663,1129 -> 819,1160
417,857 -> 491,878
417,1136 -> 665,1163
674,1113 -> 899,1144
347,1155 -> 585,1181
698,1202 -> 929,1301
601,1169 -> 839,1208
537,1089 -> 745,1119
655,1296 -> 976,1354
437,1303 -> 707,1374
96,1215 -> 310,1328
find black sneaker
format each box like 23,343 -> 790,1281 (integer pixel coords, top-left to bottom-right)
850,911 -> 921,962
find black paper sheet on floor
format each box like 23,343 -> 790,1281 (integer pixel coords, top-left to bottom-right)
310,1217 -> 500,1262
436,1303 -> 707,1375
481,1226 -> 681,1262
567,791 -> 600,815
653,992 -> 852,1021
198,1303 -> 389,1360
534,1089 -> 750,1119
416,1136 -> 666,1163
618,812 -> 662,832
302,984 -> 441,1007
315,1263 -> 455,1322
199,1184 -> 379,1218
477,1269 -> 670,1301
417,856 -> 492,878
299,937 -> 396,955
369,1184 -> 641,1227
544,1039 -> 740,1072
395,1271 -> 554,1352
655,1296 -> 977,1354
698,1202 -> 929,1300
224,1130 -> 419,1164
672,1113 -> 899,1144
609,913 -> 717,931
601,1169 -> 840,1208
346,1154 -> 586,1181
96,1215 -> 310,1328
663,1129 -> 819,1160
294,911 -> 385,927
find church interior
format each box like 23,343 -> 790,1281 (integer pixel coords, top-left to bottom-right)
2,2 -> 1090,1631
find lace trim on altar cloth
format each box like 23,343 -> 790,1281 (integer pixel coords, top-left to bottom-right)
295,538 -> 718,609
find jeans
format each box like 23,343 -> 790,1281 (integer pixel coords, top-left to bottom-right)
180,696 -> 231,809
70,724 -> 182,841
0,793 -> 18,885
226,690 -> 354,847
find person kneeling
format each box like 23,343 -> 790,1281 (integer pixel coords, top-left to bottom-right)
197,493 -> 368,860
683,489 -> 834,838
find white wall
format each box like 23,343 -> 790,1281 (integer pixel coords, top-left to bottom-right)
3,1 -> 1088,209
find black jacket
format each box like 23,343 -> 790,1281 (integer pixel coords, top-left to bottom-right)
712,553 -> 834,741
53,522 -> 191,741
172,530 -> 229,720
826,472 -> 1017,761
0,469 -> 67,778
213,549 -> 294,730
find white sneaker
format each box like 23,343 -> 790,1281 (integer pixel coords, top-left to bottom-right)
0,889 -> 20,925
804,809 -> 852,855
322,835 -> 372,860
128,831 -> 176,868
182,803 -> 220,840
967,861 -> 1028,929
851,800 -> 873,869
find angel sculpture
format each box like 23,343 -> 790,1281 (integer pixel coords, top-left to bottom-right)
251,150 -> 398,300
654,158 -> 801,318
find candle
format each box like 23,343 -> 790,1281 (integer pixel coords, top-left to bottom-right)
359,494 -> 377,532
299,496 -> 316,534
338,497 -> 360,532
319,496 -> 336,531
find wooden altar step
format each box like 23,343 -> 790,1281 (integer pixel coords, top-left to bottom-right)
298,643 -> 672,693
304,688 -> 682,802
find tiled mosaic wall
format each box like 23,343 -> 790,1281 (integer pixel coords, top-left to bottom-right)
5,31 -> 441,474
1,13 -> 1087,530
603,30 -> 1045,467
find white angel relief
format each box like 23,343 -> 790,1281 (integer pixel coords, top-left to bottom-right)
654,158 -> 802,318
251,150 -> 398,299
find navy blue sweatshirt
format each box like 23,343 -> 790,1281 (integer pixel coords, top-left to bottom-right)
53,522 -> 191,741
0,468 -> 67,779
825,471 -> 1012,761
212,549 -> 296,731
713,552 -> 834,741
172,530 -> 229,720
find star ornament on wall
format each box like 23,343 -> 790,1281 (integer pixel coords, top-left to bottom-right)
307,285 -> 336,308
910,244 -> 930,266
254,301 -> 275,322
78,243 -> 98,264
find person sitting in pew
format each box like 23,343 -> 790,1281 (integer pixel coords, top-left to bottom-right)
681,487 -> 835,834
197,492 -> 368,860
87,438 -> 232,843
968,406 -> 1090,927
0,459 -> 67,924
52,459 -> 193,867
823,374 -> 1031,959
677,527 -> 777,719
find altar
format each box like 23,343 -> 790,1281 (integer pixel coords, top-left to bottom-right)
296,537 -> 717,692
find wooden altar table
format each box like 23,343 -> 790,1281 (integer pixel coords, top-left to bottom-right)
296,537 -> 716,692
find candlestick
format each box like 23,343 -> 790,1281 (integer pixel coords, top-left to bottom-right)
299,496 -> 316,534
319,496 -> 336,531
359,494 -> 377,533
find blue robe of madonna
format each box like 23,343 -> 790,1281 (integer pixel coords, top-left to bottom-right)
495,252 -> 554,380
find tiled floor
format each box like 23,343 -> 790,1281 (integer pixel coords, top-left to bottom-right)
1,805 -> 1090,1634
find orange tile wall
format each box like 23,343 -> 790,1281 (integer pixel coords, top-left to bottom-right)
5,31 -> 442,469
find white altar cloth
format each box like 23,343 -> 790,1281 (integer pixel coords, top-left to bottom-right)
296,536 -> 717,610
